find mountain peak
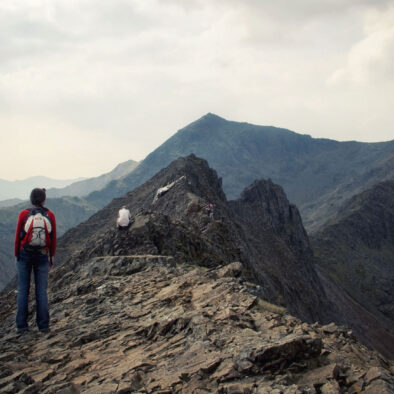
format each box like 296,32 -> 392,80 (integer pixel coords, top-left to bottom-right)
201,112 -> 224,119
194,112 -> 226,124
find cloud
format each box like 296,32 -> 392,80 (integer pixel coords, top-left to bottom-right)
329,5 -> 394,84
0,0 -> 393,179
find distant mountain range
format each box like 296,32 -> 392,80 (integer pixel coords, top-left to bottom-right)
1,113 -> 393,349
46,159 -> 138,198
0,176 -> 86,201
0,160 -> 139,205
85,113 -> 394,232
0,198 -> 24,208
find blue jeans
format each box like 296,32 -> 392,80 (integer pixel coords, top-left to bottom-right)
16,249 -> 50,331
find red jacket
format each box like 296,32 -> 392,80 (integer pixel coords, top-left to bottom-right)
14,208 -> 57,257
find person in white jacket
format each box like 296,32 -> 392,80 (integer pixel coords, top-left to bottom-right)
116,206 -> 131,229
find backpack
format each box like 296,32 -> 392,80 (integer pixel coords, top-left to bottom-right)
21,207 -> 52,251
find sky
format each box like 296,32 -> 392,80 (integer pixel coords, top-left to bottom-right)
0,0 -> 393,180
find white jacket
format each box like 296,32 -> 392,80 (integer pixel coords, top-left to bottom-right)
117,208 -> 131,227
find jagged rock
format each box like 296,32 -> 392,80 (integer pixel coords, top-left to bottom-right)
299,363 -> 340,386
251,335 -> 322,372
364,379 -> 394,394
365,366 -> 382,385
348,380 -> 364,394
216,262 -> 243,278
51,155 -> 331,323
320,381 -> 340,393
1,259 -> 393,393
321,323 -> 338,334
1,156 -> 393,392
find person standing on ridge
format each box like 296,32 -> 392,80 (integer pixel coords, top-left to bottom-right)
207,203 -> 214,220
116,205 -> 131,229
14,188 -> 56,334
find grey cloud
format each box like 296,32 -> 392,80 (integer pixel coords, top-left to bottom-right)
0,0 -> 393,179
0,0 -> 159,67
221,0 -> 391,19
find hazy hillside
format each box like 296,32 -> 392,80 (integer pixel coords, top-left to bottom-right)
0,176 -> 85,201
312,181 -> 394,324
87,113 -> 394,232
47,159 -> 139,198
0,198 -> 24,208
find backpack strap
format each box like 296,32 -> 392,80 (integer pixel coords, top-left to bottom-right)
19,208 -> 33,241
40,207 -> 53,239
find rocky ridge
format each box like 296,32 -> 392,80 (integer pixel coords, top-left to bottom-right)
0,259 -> 393,393
55,155 -> 329,323
1,155 -> 393,392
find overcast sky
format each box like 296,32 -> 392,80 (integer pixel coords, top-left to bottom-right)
0,0 -> 393,180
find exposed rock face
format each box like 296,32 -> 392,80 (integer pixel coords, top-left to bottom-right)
2,155 -> 394,392
312,181 -> 394,358
229,180 -> 327,323
0,259 -> 393,393
238,179 -> 310,252
54,155 -> 329,323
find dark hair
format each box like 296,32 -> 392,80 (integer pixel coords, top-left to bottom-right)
30,188 -> 46,206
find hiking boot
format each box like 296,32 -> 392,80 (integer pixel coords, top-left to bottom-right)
39,328 -> 51,333
17,328 -> 29,335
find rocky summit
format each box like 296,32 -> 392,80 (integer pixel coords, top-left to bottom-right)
1,259 -> 393,393
0,155 -> 393,393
